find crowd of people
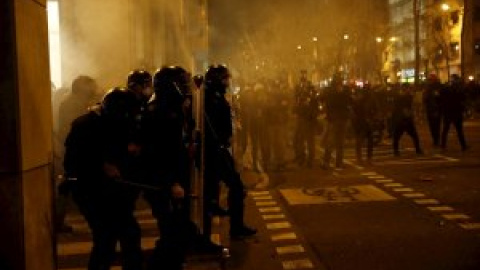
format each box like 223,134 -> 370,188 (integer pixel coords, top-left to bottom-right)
232,71 -> 479,171
52,65 -> 479,269
54,66 -> 256,270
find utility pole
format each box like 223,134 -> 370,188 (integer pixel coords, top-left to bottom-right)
414,0 -> 421,85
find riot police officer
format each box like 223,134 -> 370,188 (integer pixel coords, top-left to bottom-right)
203,65 -> 257,239
142,66 -> 201,270
293,70 -> 319,167
64,87 -> 143,270
392,84 -> 423,156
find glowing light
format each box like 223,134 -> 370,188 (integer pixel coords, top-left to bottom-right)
297,45 -> 302,50
344,34 -> 350,40
468,75 -> 475,81
441,3 -> 450,12
376,37 -> 383,43
312,37 -> 318,42
390,37 -> 398,42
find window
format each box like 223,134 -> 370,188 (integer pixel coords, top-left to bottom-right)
450,10 -> 459,25
450,42 -> 459,58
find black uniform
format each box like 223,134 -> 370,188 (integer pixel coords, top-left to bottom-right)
423,81 -> 443,147
293,78 -> 319,166
440,81 -> 468,151
322,85 -> 352,169
392,88 -> 423,155
142,81 -> 193,270
351,90 -> 379,163
64,104 -> 142,270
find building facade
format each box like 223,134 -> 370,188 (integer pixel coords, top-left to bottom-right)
49,0 -> 208,90
387,0 -> 472,83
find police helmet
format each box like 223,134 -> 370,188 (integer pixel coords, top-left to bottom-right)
153,66 -> 191,97
205,65 -> 231,94
127,70 -> 152,89
101,87 -> 137,119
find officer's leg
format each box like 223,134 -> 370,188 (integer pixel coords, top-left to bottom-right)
453,115 -> 467,150
354,128 -> 363,163
322,122 -> 333,168
366,127 -> 374,161
145,190 -> 185,270
117,190 -> 142,270
406,120 -> 423,154
393,121 -> 403,156
335,122 -> 347,168
441,116 -> 452,149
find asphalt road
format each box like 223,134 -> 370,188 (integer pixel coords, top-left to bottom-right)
247,118 -> 480,270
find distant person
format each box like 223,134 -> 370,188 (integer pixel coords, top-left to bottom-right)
351,85 -> 380,165
440,75 -> 468,151
322,74 -> 351,170
392,84 -> 423,156
293,70 -> 318,167
423,74 -> 443,148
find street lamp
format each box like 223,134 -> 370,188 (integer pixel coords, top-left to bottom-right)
344,34 -> 350,40
376,37 -> 383,43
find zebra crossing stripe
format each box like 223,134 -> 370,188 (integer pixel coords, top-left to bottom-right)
256,201 -> 277,206
276,245 -> 305,255
252,195 -> 274,200
271,232 -> 298,241
459,223 -> 480,230
368,176 -> 386,179
282,259 -> 314,269
393,188 -> 415,192
403,193 -> 426,198
262,214 -> 286,220
414,199 -> 440,205
249,190 -> 270,196
384,183 -> 404,187
361,172 -> 378,176
427,206 -> 454,212
259,207 -> 282,213
442,214 -> 470,220
375,179 -> 393,183
267,222 -> 292,230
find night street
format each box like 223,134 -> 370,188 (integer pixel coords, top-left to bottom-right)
234,118 -> 480,270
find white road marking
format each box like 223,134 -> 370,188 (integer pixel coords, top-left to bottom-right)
442,214 -> 470,220
361,172 -> 378,176
402,193 -> 426,198
249,191 -> 271,196
262,214 -> 286,220
259,207 -> 282,213
252,195 -> 274,200
384,183 -> 404,187
255,201 -> 277,206
267,222 -> 292,230
276,245 -> 305,255
459,223 -> 480,230
368,176 -> 387,179
282,259 -> 314,269
427,206 -> 454,212
414,199 -> 440,205
393,188 -> 414,192
271,232 -> 298,241
375,179 -> 394,183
